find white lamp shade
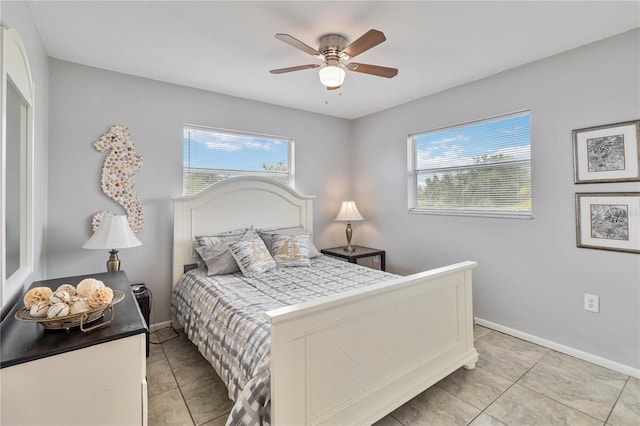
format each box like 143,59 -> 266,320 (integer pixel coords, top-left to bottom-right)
319,64 -> 346,87
83,215 -> 142,249
335,201 -> 364,222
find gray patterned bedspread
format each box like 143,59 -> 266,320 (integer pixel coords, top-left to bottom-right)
172,255 -> 396,425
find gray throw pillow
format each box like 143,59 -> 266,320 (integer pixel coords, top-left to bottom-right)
195,242 -> 240,276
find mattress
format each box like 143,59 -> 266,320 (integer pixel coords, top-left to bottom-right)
172,255 -> 396,425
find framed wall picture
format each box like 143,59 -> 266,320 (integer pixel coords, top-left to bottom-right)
576,192 -> 640,254
572,120 -> 640,183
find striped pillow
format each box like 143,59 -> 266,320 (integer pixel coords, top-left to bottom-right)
228,235 -> 276,278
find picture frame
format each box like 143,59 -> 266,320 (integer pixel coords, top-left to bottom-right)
575,192 -> 640,254
572,120 -> 640,183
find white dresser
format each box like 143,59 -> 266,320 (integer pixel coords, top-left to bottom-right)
0,271 -> 148,425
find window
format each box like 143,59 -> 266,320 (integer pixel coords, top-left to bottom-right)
2,28 -> 35,309
408,111 -> 531,218
183,125 -> 294,195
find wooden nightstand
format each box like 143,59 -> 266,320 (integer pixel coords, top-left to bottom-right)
0,271 -> 148,425
321,245 -> 386,271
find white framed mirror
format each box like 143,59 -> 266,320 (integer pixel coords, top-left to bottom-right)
1,27 -> 35,308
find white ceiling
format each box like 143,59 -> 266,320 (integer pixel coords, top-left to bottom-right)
28,1 -> 639,119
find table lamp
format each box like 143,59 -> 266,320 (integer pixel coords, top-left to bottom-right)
83,215 -> 142,272
335,201 -> 364,253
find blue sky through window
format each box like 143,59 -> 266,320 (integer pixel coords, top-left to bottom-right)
415,113 -> 530,170
184,127 -> 289,171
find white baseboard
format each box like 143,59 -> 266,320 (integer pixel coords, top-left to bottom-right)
150,320 -> 173,332
474,317 -> 640,379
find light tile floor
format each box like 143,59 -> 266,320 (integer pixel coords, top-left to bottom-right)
148,325 -> 639,425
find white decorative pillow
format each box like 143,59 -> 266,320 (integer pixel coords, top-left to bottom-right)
270,233 -> 311,267
228,235 -> 276,278
195,242 -> 241,276
258,226 -> 322,258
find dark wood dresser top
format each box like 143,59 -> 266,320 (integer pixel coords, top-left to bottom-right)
0,271 -> 147,368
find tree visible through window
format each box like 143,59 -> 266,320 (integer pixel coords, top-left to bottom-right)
408,111 -> 532,218
183,126 -> 294,195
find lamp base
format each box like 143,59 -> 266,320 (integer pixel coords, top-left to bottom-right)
343,222 -> 355,253
107,249 -> 121,272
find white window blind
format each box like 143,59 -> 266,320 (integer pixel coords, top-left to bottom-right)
408,111 -> 532,218
183,126 -> 294,195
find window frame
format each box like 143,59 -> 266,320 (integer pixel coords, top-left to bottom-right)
1,27 -> 35,309
407,111 -> 532,219
183,125 -> 295,195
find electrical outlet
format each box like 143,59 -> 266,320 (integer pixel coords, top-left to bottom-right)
584,294 -> 599,313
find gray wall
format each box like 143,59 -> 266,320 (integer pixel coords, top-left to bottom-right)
47,60 -> 352,324
351,29 -> 640,369
1,1 -> 50,299
18,2 -> 639,371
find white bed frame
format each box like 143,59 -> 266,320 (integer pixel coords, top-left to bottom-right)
173,177 -> 478,425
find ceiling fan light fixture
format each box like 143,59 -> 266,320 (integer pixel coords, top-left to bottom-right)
272,30 -> 397,88
319,63 -> 345,87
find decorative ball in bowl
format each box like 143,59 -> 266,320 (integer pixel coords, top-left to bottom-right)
15,278 -> 124,332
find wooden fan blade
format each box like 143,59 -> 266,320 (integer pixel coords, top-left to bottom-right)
341,29 -> 386,59
275,33 -> 321,56
348,63 -> 398,78
270,64 -> 320,74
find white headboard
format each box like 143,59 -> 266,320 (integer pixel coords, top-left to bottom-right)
172,177 -> 315,286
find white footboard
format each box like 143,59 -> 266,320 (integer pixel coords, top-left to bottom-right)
265,261 -> 478,426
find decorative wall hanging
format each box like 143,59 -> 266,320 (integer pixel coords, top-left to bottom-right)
91,125 -> 144,233
572,120 -> 640,183
575,192 -> 640,254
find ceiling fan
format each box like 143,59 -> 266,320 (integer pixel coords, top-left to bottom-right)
270,29 -> 398,90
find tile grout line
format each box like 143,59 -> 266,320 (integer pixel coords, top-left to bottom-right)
436,329 -> 517,425
466,330 -> 549,425
511,382 -> 607,425
516,348 -> 633,424
160,331 -> 233,426
603,375 -> 630,425
160,335 -> 199,426
513,352 -> 612,425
